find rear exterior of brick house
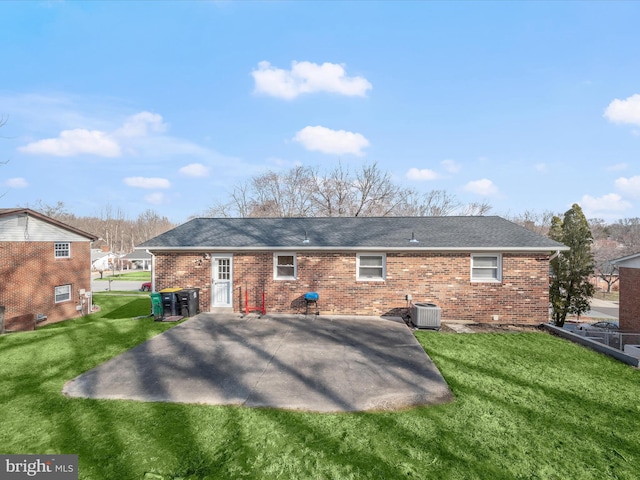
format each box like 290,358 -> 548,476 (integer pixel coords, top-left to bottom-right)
611,253 -> 640,333
0,209 -> 97,331
139,216 -> 567,324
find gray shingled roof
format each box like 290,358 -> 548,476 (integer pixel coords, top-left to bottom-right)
137,216 -> 567,252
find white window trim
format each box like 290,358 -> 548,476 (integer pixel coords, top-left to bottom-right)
356,253 -> 386,281
54,242 -> 71,259
273,253 -> 297,280
55,284 -> 72,303
471,253 -> 502,283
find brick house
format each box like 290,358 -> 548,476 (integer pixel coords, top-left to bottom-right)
138,216 -> 567,324
139,216 -> 567,324
610,252 -> 640,332
0,208 -> 98,332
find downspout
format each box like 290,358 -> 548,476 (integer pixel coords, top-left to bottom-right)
146,250 -> 155,292
549,250 -> 561,261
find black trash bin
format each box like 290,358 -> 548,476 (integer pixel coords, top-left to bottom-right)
159,288 -> 181,317
178,288 -> 200,317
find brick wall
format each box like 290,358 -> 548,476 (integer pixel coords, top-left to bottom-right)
5,313 -> 35,332
619,267 -> 640,332
0,241 -> 92,325
153,251 -> 550,324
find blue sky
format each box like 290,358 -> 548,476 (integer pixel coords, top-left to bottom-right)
1,1 -> 639,224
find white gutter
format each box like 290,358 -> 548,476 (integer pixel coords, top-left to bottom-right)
549,250 -> 562,261
146,249 -> 155,292
138,245 -> 570,253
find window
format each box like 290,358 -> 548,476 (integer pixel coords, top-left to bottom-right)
55,284 -> 71,303
471,254 -> 502,282
357,253 -> 386,281
274,253 -> 296,280
54,242 -> 70,258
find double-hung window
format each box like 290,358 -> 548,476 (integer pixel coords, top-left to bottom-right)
54,242 -> 71,258
357,253 -> 386,281
274,253 -> 296,280
471,254 -> 502,282
55,284 -> 72,303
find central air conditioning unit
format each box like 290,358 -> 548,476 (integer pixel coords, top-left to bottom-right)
411,302 -> 441,329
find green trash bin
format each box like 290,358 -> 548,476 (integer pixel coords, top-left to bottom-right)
150,292 -> 164,320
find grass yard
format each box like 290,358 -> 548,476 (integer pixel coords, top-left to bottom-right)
95,271 -> 152,281
1,295 -> 639,479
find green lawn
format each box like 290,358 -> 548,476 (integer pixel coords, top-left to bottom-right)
95,271 -> 152,281
1,295 -> 639,479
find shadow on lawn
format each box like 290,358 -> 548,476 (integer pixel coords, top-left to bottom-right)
3,302 -> 450,478
6,297 -> 639,479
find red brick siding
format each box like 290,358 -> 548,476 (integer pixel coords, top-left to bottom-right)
0,241 -> 92,325
619,267 -> 640,333
5,313 -> 35,332
153,251 -> 550,323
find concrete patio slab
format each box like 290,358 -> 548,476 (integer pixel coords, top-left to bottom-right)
62,314 -> 454,413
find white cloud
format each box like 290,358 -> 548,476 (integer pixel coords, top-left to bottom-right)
534,163 -> 548,173
607,163 -> 628,172
293,125 -> 369,156
123,177 -> 171,189
5,177 -> 28,188
615,176 -> 640,198
463,178 -> 499,196
441,159 -> 461,174
144,192 -> 166,205
604,94 -> 640,126
179,163 -> 210,177
252,60 -> 372,99
406,168 -> 440,181
115,111 -> 167,138
580,193 -> 632,213
18,128 -> 121,157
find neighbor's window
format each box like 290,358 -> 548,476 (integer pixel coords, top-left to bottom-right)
55,284 -> 72,303
357,253 -> 386,281
274,253 -> 296,280
471,254 -> 502,282
54,242 -> 71,258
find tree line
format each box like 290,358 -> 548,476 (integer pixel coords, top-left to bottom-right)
204,162 -> 492,218
25,201 -> 175,254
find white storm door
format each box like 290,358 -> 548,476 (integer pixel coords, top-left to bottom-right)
212,255 -> 233,308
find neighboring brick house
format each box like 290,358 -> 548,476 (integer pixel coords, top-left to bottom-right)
138,216 -> 568,324
0,208 -> 98,332
610,252 -> 640,332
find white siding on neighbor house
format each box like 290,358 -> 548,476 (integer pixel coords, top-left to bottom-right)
617,257 -> 640,269
0,213 -> 91,242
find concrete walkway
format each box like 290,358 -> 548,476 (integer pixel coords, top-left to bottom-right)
63,314 -> 453,413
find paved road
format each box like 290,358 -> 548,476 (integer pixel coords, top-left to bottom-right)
62,313 -> 454,413
586,298 -> 619,320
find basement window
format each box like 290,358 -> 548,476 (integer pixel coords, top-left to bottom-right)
274,253 -> 297,280
54,242 -> 71,258
55,284 -> 72,303
471,254 -> 502,282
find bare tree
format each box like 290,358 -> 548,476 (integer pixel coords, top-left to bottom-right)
311,163 -> 356,216
506,209 -> 557,235
592,238 -> 622,293
609,218 -> 640,256
26,201 -> 174,253
206,162 -> 493,218
350,162 -> 403,216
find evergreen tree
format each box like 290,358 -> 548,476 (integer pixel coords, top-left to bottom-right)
549,204 -> 595,326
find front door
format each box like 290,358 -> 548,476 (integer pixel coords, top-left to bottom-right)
212,255 -> 233,308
